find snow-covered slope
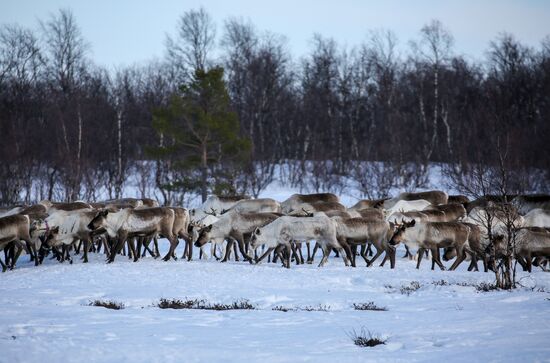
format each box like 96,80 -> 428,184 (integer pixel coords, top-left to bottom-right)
1,242 -> 549,363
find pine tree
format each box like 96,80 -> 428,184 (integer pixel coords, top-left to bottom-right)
150,67 -> 250,202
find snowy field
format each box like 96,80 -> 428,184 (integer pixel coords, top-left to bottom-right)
1,241 -> 549,363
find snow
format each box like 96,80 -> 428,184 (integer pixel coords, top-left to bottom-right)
3,176 -> 549,362
1,241 -> 549,363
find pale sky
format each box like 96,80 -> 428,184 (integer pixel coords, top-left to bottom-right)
2,0 -> 550,69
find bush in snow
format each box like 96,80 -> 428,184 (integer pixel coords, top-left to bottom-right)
400,281 -> 422,295
158,298 -> 255,310
89,300 -> 125,310
348,328 -> 387,348
353,302 -> 387,311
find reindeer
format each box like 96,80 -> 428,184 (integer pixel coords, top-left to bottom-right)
190,195 -> 250,222
443,222 -> 487,272
388,220 -> 470,270
37,209 -> 100,264
332,217 -> 395,268
194,212 -> 281,263
39,200 -> 93,212
0,214 -> 34,271
87,207 -> 177,263
383,199 -> 432,218
280,193 -> 339,214
425,203 -> 467,221
348,199 -> 386,211
220,198 -> 281,215
0,206 -> 25,218
512,194 -> 550,215
448,194 -> 469,205
384,190 -> 448,209
188,214 -> 221,259
492,228 -> 550,272
522,208 -> 550,228
250,214 -> 352,268
354,208 -> 384,220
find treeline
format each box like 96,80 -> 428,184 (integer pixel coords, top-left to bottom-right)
1,8 -> 549,205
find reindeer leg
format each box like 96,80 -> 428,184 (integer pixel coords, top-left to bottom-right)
82,237 -> 90,263
416,248 -> 425,269
306,242 -> 311,262
162,235 -> 179,262
136,237 -> 143,260
233,242 -> 240,262
256,247 -> 275,264
130,238 -> 140,262
432,247 -> 446,270
284,245 -> 291,268
308,243 -> 319,264
221,240 -> 233,262
387,247 -> 396,269
153,237 -> 160,258
0,258 -> 6,272
272,247 -> 279,263
339,239 -> 353,267
526,252 -> 533,273
296,242 -> 304,264
26,240 -> 39,266
289,242 -> 299,265
318,245 -> 331,267
403,245 -> 412,259
367,248 -> 384,267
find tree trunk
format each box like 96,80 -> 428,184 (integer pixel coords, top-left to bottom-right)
201,143 -> 208,202
116,109 -> 123,198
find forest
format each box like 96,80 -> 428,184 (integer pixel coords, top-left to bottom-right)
1,8 -> 549,205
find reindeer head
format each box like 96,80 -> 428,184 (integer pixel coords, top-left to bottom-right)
87,210 -> 109,231
250,227 -> 264,249
486,234 -> 506,256
38,226 -> 59,263
388,219 -> 416,246
205,208 -> 218,216
194,224 -> 213,247
30,218 -> 49,236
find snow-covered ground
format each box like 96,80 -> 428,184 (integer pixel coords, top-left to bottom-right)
1,241 -> 549,363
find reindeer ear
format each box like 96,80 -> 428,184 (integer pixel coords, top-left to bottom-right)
255,228 -> 261,235
409,219 -> 416,227
52,226 -> 59,233
206,224 -> 213,232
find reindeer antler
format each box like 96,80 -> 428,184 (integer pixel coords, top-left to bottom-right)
302,208 -> 313,217
205,208 -> 217,216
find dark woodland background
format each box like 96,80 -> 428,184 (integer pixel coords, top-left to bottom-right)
1,9 -> 549,205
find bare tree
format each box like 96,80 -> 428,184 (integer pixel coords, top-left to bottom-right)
41,8 -> 89,201
0,24 -> 42,204
165,7 -> 216,82
410,19 -> 454,160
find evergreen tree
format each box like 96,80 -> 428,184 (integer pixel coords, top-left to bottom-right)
151,67 -> 250,202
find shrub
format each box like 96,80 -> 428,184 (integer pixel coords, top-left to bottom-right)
348,328 -> 387,347
353,302 -> 387,311
400,281 -> 421,295
89,300 -> 125,310
158,298 -> 255,310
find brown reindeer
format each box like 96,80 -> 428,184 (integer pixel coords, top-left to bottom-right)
0,214 -> 34,271
87,207 -> 177,263
388,220 -> 470,270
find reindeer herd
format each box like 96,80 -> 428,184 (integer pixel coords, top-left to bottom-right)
0,191 -> 549,273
